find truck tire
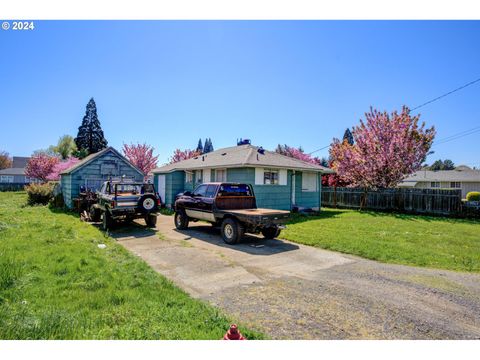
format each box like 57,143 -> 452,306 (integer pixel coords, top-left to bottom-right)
145,213 -> 157,228
221,218 -> 244,245
102,211 -> 113,231
89,205 -> 101,222
138,195 -> 158,213
261,226 -> 281,239
174,210 -> 189,230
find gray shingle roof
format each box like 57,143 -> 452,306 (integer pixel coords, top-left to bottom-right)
402,169 -> 480,183
60,147 -> 144,176
152,145 -> 334,174
0,167 -> 25,176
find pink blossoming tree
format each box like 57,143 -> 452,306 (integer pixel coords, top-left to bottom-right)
122,143 -> 159,175
169,149 -> 201,164
46,157 -> 81,181
25,154 -> 60,182
329,106 -> 435,189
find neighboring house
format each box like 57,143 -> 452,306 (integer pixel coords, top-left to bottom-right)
151,144 -> 334,211
0,156 -> 33,184
60,147 -> 144,208
398,166 -> 480,198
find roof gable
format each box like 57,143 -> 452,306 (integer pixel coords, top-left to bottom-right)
152,145 -> 334,174
60,147 -> 144,176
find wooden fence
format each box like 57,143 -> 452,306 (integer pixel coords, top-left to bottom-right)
321,187 -> 462,215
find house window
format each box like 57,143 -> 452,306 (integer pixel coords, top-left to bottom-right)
185,171 -> 193,183
0,175 -> 14,183
430,182 -> 441,188
302,172 -> 318,192
450,182 -> 461,188
263,169 -> 279,185
195,170 -> 203,184
215,169 -> 227,182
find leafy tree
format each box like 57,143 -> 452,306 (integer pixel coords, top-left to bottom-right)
74,98 -> 108,155
0,151 -> 12,170
329,106 -> 435,189
343,128 -> 354,145
25,154 -> 60,182
122,143 -> 159,175
196,139 -> 204,154
203,138 -> 214,153
53,135 -> 77,159
33,147 -> 57,157
428,159 -> 455,170
169,149 -> 201,164
46,157 -> 80,181
72,148 -> 89,160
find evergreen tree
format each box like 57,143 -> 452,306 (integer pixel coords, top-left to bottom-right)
196,138 -> 204,154
203,138 -> 214,153
74,98 -> 108,155
208,138 -> 214,152
343,128 -> 354,145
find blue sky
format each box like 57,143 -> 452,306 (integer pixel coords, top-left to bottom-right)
0,21 -> 479,166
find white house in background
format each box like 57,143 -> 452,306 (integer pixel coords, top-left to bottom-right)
0,157 -> 34,184
398,165 -> 480,198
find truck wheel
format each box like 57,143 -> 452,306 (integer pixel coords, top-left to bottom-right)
89,205 -> 101,222
138,195 -> 158,213
145,213 -> 157,228
262,226 -> 280,239
221,218 -> 244,245
174,211 -> 189,230
102,211 -> 113,231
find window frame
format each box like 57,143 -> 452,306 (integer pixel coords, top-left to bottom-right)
450,181 -> 461,189
302,172 -> 318,192
263,168 -> 279,185
215,168 -> 227,182
0,175 -> 14,183
430,181 -> 441,188
185,171 -> 193,184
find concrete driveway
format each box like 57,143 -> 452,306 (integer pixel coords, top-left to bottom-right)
113,215 -> 480,339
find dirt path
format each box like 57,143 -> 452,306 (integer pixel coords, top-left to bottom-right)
113,215 -> 480,339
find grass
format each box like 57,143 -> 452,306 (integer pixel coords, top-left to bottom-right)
283,208 -> 480,272
0,192 -> 263,339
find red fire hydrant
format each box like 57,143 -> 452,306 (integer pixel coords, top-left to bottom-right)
223,324 -> 246,340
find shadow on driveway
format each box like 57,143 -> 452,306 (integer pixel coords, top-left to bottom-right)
173,223 -> 300,256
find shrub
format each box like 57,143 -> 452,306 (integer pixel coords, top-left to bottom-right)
25,182 -> 55,205
466,192 -> 480,201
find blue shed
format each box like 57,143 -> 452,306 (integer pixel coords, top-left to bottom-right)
151,144 -> 334,211
60,147 -> 144,208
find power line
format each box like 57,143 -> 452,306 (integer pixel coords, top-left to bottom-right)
308,77 -> 480,155
433,125 -> 480,146
411,77 -> 480,111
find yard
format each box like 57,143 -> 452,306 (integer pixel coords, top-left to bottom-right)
0,192 -> 262,339
283,208 -> 480,272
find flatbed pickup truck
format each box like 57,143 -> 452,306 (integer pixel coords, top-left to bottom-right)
174,182 -> 290,244
90,180 -> 160,230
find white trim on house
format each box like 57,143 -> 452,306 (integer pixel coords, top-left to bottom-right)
254,168 -> 287,186
0,175 -> 14,183
302,172 -> 318,192
215,168 -> 227,182
157,174 -> 166,204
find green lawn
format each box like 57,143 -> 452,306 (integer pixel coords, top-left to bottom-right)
283,208 -> 480,272
0,192 -> 262,339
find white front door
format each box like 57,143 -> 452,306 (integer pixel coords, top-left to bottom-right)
203,169 -> 211,183
157,175 -> 166,204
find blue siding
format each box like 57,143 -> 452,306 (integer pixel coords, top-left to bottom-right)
156,166 -> 322,211
61,149 -> 143,208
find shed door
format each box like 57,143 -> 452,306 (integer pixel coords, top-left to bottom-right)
157,175 -> 166,204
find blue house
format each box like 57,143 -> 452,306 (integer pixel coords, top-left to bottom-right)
60,147 -> 144,208
151,144 -> 333,211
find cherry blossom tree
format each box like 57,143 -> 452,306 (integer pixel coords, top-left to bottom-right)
25,154 -> 60,182
329,106 -> 435,189
46,157 -> 81,181
169,149 -> 201,164
122,143 -> 159,175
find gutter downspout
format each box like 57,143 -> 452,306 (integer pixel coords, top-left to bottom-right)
291,170 -> 296,210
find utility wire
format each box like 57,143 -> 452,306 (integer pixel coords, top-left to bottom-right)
433,126 -> 480,146
411,77 -> 480,111
308,77 -> 480,155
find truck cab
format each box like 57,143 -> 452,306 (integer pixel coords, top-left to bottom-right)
174,182 -> 290,244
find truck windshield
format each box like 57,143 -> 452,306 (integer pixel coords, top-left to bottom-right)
217,184 -> 252,197
115,184 -> 142,195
